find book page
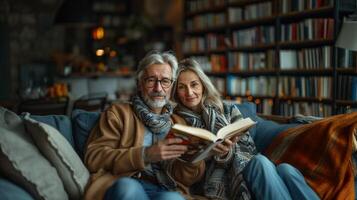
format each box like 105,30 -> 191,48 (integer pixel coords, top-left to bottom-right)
217,118 -> 256,139
171,124 -> 218,142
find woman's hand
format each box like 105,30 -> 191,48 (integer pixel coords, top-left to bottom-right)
144,138 -> 188,163
212,136 -> 239,157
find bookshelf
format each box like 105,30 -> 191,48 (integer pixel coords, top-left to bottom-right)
183,0 -> 357,117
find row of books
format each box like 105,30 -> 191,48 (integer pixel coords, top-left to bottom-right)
232,26 -> 275,47
187,0 -> 225,13
278,102 -> 332,117
337,48 -> 357,68
228,51 -> 276,71
278,76 -> 332,98
183,34 -> 227,53
226,76 -> 277,96
186,13 -> 226,31
227,2 -> 273,23
281,18 -> 334,41
210,77 -> 226,94
337,75 -> 357,101
280,0 -> 334,13
279,46 -> 332,69
190,55 -> 228,73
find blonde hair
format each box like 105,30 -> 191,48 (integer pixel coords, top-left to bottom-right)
172,58 -> 223,113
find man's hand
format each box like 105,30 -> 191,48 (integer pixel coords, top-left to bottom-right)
212,136 -> 239,157
144,138 -> 188,163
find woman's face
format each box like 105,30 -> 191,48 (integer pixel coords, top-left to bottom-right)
176,70 -> 204,112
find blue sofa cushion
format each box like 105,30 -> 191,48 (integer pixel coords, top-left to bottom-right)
29,115 -> 74,147
0,178 -> 34,200
71,109 -> 100,159
233,102 -> 301,153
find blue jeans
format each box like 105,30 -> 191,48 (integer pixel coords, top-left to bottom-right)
104,177 -> 185,200
243,154 -> 320,200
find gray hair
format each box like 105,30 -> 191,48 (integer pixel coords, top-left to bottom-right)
172,58 -> 223,113
136,51 -> 178,85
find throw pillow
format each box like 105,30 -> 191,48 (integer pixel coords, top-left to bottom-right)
0,107 -> 68,200
24,117 -> 90,200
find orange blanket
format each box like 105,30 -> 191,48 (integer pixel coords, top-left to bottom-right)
264,112 -> 357,200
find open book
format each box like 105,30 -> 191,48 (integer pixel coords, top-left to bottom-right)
167,117 -> 256,163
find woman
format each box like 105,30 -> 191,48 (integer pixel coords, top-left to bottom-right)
171,58 -> 320,200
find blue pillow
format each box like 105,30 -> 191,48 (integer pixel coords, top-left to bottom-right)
29,115 -> 74,147
0,178 -> 34,200
71,109 -> 100,159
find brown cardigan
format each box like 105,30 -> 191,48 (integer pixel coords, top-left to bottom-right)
84,103 -> 206,200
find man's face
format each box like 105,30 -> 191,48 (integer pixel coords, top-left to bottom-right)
140,63 -> 173,112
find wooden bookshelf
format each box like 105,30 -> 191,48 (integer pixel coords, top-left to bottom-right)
183,0 -> 357,117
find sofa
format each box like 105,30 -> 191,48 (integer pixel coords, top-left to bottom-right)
0,102 -> 355,200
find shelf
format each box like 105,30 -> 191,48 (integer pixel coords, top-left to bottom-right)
208,48 -> 227,54
278,68 -> 333,76
227,94 -> 275,99
278,96 -> 333,103
228,0 -> 271,7
336,68 -> 357,75
336,100 -> 357,106
228,69 -> 277,76
205,71 -> 227,77
183,51 -> 207,56
185,25 -> 227,35
64,71 -> 134,78
229,16 -> 276,29
229,43 -> 275,52
278,39 -> 334,49
186,5 -> 226,17
279,6 -> 334,22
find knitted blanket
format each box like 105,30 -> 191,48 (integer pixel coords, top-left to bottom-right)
264,112 -> 357,200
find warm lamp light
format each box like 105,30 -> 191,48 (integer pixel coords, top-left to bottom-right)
336,18 -> 357,50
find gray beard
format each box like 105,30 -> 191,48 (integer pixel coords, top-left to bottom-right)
144,96 -> 168,109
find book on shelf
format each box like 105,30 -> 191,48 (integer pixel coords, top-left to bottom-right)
167,117 -> 256,163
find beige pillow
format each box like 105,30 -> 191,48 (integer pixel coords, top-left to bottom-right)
24,117 -> 89,200
0,107 -> 68,200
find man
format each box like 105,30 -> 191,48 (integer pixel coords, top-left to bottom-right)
84,51 -> 205,200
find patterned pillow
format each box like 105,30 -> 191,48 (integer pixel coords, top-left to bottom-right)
0,107 -> 68,200
24,117 -> 89,200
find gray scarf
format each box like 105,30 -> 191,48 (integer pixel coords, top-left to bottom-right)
132,95 -> 173,135
176,102 -> 255,200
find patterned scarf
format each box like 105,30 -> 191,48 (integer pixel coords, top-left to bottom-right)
131,95 -> 173,135
175,102 -> 255,200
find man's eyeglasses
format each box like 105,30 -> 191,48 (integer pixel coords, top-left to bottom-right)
144,77 -> 173,88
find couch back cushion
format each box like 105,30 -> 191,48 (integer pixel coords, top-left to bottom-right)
29,114 -> 74,147
24,117 -> 89,200
71,109 -> 100,159
0,107 -> 68,200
